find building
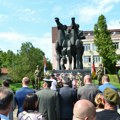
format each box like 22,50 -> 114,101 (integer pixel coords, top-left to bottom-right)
0,67 -> 8,80
52,27 -> 120,70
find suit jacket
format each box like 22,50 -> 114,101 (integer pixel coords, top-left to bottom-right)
77,84 -> 99,105
15,87 -> 35,114
36,88 -> 60,120
59,85 -> 77,119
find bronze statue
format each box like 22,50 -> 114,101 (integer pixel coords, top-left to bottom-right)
66,17 -> 78,69
61,25 -> 68,70
96,63 -> 104,85
76,31 -> 85,69
34,65 -> 41,89
55,17 -> 85,70
67,18 -> 85,69
55,17 -> 66,70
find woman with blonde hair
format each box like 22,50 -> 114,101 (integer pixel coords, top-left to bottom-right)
95,93 -> 104,112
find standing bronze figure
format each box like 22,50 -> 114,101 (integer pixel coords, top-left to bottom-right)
76,31 -> 85,69
34,65 -> 41,89
96,63 -> 104,85
67,18 -> 85,69
55,17 -> 66,70
55,17 -> 85,70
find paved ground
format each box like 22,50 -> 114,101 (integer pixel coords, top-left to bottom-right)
13,109 -> 18,120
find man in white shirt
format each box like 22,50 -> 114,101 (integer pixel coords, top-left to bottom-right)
50,74 -> 57,91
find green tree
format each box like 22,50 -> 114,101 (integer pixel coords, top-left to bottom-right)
94,14 -> 117,74
8,42 -> 52,82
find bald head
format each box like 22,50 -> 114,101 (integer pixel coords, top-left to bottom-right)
84,75 -> 92,84
73,100 -> 96,120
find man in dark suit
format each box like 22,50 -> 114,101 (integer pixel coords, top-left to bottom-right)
15,77 -> 35,115
59,76 -> 77,120
36,78 -> 60,120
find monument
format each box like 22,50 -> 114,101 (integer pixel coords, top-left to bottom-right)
55,17 -> 85,70
53,17 -> 90,77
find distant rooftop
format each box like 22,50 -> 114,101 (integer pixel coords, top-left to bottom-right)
1,68 -> 8,75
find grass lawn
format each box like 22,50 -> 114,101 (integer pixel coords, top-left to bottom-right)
0,74 -> 120,92
0,80 -> 44,93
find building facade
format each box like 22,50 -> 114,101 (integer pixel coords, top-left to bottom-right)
52,27 -> 120,70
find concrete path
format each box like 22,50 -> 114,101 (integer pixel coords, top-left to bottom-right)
13,109 -> 18,120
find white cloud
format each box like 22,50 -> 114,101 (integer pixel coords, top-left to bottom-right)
0,32 -> 52,60
66,0 -> 120,24
99,0 -> 120,7
108,20 -> 120,29
78,7 -> 100,22
0,32 -> 26,41
19,8 -> 36,15
15,8 -> 42,23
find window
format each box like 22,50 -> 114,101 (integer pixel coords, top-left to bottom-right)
113,42 -> 119,49
92,43 -> 97,51
83,44 -> 90,51
83,56 -> 91,63
93,55 -> 100,63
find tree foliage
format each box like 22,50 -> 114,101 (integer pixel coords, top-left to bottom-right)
94,15 -> 118,74
0,42 -> 52,82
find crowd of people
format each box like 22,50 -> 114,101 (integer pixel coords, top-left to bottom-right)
0,73 -> 120,120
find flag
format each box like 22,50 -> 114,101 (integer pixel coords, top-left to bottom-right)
91,61 -> 96,78
44,55 -> 47,74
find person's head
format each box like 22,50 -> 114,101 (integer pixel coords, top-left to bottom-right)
2,80 -> 10,88
73,100 -> 96,120
62,76 -> 71,85
50,73 -> 55,79
84,75 -> 92,84
103,87 -> 120,107
0,87 -> 13,116
23,93 -> 38,111
43,79 -> 52,88
102,75 -> 110,84
95,93 -> 104,109
22,77 -> 30,86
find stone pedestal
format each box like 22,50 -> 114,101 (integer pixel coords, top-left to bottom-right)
52,69 -> 91,87
52,69 -> 91,76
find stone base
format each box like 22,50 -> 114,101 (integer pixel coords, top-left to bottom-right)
52,69 -> 91,76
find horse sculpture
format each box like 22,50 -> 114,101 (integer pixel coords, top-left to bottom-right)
76,31 -> 85,69
66,18 -> 85,69
55,17 -> 85,70
67,17 -> 79,69
55,17 -> 66,70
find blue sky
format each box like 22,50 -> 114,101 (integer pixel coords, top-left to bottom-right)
0,0 -> 120,61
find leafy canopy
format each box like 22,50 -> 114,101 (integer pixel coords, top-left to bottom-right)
94,15 -> 118,74
0,42 -> 52,82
